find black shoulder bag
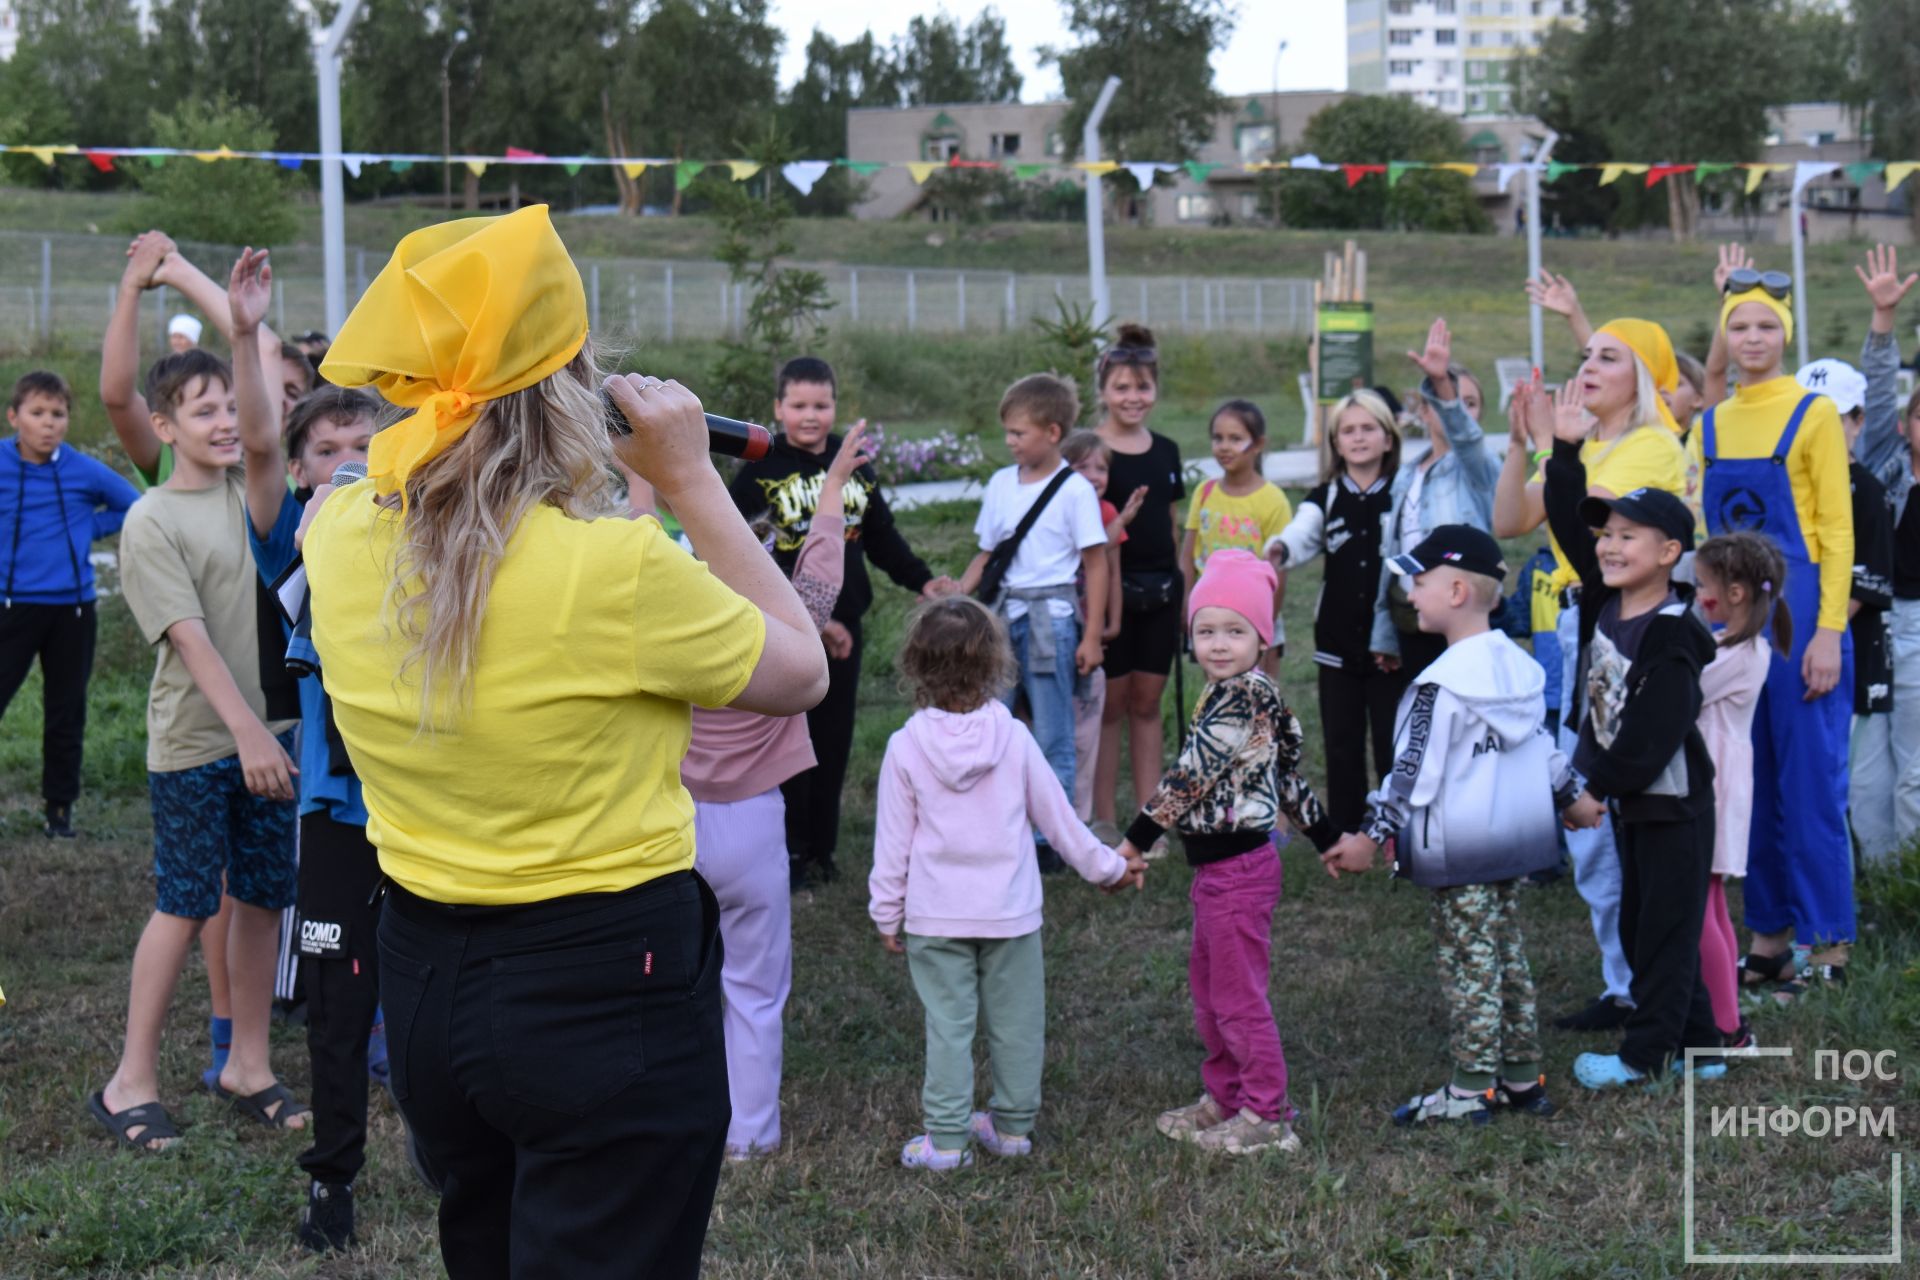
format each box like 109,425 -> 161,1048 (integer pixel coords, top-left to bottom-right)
975,468 -> 1075,608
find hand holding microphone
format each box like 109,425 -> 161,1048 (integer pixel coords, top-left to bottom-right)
602,374 -> 771,499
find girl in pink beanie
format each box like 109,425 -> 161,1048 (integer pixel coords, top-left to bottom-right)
1117,549 -> 1339,1154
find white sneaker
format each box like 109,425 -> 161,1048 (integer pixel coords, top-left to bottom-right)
969,1112 -> 1033,1157
1190,1107 -> 1302,1155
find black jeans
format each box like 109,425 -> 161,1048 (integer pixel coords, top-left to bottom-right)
1616,813 -> 1723,1073
783,617 -> 862,870
0,601 -> 96,805
296,812 -> 384,1186
1316,662 -> 1404,834
378,871 -> 729,1280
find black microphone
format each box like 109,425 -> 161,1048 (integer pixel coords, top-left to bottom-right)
599,389 -> 773,461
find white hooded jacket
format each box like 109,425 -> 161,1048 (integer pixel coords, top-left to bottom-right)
1363,629 -> 1577,888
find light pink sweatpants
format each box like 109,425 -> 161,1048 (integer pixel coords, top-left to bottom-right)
693,788 -> 792,1155
1072,668 -> 1106,822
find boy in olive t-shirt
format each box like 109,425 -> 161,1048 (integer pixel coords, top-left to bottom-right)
88,344 -> 307,1152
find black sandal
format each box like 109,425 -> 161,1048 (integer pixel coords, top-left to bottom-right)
89,1089 -> 181,1151
1773,962 -> 1847,1005
1738,950 -> 1796,988
208,1079 -> 311,1131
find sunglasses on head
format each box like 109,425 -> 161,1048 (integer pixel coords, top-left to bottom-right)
1722,268 -> 1792,300
1098,343 -> 1158,370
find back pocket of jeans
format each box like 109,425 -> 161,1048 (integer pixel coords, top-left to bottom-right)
374,946 -> 432,1104
490,941 -> 647,1116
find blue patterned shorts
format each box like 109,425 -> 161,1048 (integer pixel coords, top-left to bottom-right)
149,731 -> 298,919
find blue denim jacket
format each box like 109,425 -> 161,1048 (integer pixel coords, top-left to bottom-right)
1369,377 -> 1501,656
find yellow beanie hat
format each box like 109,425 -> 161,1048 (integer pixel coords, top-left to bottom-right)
319,205 -> 588,501
1597,318 -> 1682,435
1718,287 -> 1793,344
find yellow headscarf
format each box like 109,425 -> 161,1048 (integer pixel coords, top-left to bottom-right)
1596,318 -> 1683,435
319,205 -> 588,502
1719,287 -> 1794,344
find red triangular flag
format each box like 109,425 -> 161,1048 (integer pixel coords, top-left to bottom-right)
1646,163 -> 1696,189
505,146 -> 546,160
85,150 -> 117,174
1343,164 -> 1386,188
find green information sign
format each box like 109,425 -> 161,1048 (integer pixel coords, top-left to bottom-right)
1317,302 -> 1375,403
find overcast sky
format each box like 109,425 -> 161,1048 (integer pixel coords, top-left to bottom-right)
768,2 -> 1348,101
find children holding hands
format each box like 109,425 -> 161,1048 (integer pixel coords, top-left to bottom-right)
869,597 -> 1146,1171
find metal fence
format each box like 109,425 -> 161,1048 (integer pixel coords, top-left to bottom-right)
0,229 -> 1315,351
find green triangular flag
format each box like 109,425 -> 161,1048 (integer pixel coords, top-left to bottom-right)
1388,161 -> 1413,188
563,161 -> 584,176
146,154 -> 167,168
674,161 -> 706,190
1695,162 -> 1735,179
1546,161 -> 1579,183
389,160 -> 414,173
1845,161 -> 1885,185
1013,163 -> 1048,181
840,160 -> 886,176
1183,160 -> 1221,182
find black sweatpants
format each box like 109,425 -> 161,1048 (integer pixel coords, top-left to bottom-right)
1616,811 -> 1722,1073
783,617 -> 862,872
377,871 -> 728,1280
295,812 -> 384,1186
0,601 -> 96,805
1317,662 -> 1405,834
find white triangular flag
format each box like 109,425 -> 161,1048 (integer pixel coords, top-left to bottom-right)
341,153 -> 367,178
1494,163 -> 1527,192
1793,160 -> 1837,197
781,161 -> 831,196
1289,153 -> 1328,171
1122,162 -> 1172,189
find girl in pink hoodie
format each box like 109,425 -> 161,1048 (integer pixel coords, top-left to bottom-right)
869,597 -> 1146,1171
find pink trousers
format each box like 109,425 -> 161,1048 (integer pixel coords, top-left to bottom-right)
1699,875 -> 1741,1037
1189,843 -> 1292,1121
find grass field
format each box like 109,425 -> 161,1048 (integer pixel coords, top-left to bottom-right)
2,490 -> 1918,1277
1,191 -> 1918,1275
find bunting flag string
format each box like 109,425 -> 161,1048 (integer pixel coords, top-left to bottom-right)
5,143 -> 1915,199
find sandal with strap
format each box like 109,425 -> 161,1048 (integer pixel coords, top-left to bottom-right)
1773,962 -> 1846,1005
1738,950 -> 1796,988
89,1089 -> 181,1151
207,1079 -> 311,1131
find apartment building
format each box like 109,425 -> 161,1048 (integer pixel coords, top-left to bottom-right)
1348,0 -> 1582,117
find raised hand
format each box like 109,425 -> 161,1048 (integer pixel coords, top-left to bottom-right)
1551,380 -> 1590,444
1713,243 -> 1754,294
826,418 -> 878,485
1516,370 -> 1554,452
1117,484 -> 1148,527
226,247 -> 273,333
121,231 -> 175,292
1406,317 -> 1455,391
1523,271 -> 1579,317
1855,244 -> 1918,314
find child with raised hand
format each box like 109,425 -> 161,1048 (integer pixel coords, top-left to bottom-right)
0,371 -> 139,838
1323,526 -> 1591,1126
1692,533 -> 1786,1046
1266,389 -> 1402,833
1183,400 -> 1292,660
730,356 -> 956,889
681,422 -> 860,1161
1117,550 -> 1338,1155
1062,429 -> 1146,826
870,597 -> 1145,1171
1544,394 -> 1725,1088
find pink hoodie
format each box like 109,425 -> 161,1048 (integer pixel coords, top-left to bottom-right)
868,700 -> 1127,938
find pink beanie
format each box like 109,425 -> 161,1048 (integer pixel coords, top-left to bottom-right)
1187,548 -> 1277,647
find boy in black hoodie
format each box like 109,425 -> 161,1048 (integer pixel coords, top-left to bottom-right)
1545,437 -> 1724,1089
729,357 -> 956,888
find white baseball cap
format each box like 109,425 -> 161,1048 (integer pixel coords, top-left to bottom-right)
168,313 -> 203,343
1796,359 -> 1866,416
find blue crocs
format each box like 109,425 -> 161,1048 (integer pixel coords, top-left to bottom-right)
1574,1053 -> 1648,1091
1669,1057 -> 1728,1083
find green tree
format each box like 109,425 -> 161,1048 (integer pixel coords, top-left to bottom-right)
706,179 -> 833,418
1515,0 -> 1793,240
0,47 -> 80,186
1855,0 -> 1920,235
1047,0 -> 1232,163
781,28 -> 902,214
147,0 -> 317,149
132,96 -> 301,245
1275,96 -> 1489,233
339,0 -> 444,201
12,0 -> 155,149
893,11 -> 1023,105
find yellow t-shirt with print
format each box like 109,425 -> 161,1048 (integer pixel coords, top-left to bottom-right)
1185,479 -> 1293,572
1535,426 -> 1688,594
305,488 -> 766,906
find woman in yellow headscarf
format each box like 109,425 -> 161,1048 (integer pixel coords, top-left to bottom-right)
300,206 -> 827,1279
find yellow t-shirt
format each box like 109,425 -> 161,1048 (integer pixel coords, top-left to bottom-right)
1185,479 -> 1293,572
1535,426 -> 1688,593
305,488 -> 766,905
1688,375 -> 1853,633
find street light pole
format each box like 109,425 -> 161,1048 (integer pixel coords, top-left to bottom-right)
1084,75 -> 1122,334
316,0 -> 365,337
441,28 -> 468,212
1269,40 -> 1288,224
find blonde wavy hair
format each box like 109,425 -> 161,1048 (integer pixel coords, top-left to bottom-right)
384,339 -> 620,731
1320,389 -> 1403,484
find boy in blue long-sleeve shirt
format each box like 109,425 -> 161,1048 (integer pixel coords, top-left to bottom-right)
1,371 -> 140,836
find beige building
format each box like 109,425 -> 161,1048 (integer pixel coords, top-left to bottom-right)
848,91 -> 1348,225
1348,0 -> 1583,118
